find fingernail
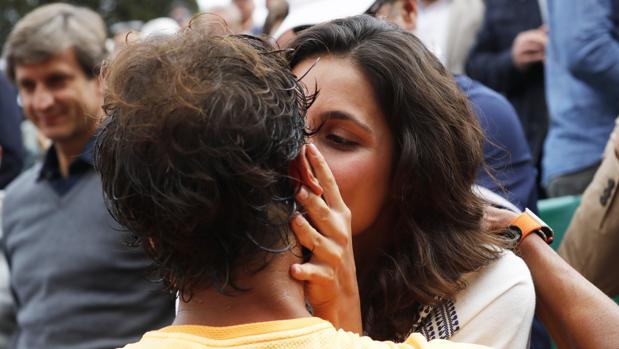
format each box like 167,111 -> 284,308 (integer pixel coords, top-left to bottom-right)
298,186 -> 309,199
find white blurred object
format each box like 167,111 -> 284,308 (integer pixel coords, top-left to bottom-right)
416,0 -> 450,66
198,0 -> 233,9
272,0 -> 375,40
140,17 -> 180,38
198,0 -> 266,26
473,185 -> 520,213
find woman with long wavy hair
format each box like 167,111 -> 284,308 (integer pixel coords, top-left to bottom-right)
287,15 -> 535,349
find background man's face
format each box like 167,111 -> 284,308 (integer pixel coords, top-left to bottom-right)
14,48 -> 102,144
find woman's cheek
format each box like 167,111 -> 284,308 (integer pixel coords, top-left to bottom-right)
322,151 -> 383,235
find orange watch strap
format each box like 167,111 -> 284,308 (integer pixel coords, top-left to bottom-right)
510,211 -> 544,240
508,208 -> 554,244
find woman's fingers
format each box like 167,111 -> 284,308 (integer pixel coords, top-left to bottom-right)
291,214 -> 344,264
293,146 -> 323,196
289,145 -> 359,333
306,144 -> 347,211
296,186 -> 348,243
290,262 -> 334,285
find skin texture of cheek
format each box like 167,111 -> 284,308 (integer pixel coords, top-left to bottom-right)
320,147 -> 392,236
52,82 -> 100,142
31,93 -> 77,141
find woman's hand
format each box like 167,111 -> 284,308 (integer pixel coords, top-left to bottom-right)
482,205 -> 519,233
290,144 -> 362,334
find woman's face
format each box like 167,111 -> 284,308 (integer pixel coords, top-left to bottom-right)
293,56 -> 395,236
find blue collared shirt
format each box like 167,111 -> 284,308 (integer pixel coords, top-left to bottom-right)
37,138 -> 95,196
543,0 -> 619,184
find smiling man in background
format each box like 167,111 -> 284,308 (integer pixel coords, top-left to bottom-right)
1,3 -> 173,348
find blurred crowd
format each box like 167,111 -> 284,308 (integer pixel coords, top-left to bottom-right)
0,1 -> 617,349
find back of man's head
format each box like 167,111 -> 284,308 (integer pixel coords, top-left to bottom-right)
96,27 -> 308,298
3,2 -> 107,82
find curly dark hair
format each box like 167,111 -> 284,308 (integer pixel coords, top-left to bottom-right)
95,28 -> 310,299
288,15 -> 510,341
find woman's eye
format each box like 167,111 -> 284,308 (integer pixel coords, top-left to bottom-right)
326,134 -> 358,147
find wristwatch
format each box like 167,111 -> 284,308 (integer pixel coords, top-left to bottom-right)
507,208 -> 554,245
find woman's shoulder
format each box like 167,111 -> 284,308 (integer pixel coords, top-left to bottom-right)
455,250 -> 534,314
448,250 -> 535,348
466,250 -> 532,292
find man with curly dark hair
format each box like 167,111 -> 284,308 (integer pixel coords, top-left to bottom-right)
96,24 -> 490,349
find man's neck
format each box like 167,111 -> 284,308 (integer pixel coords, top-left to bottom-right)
174,251 -> 311,327
54,132 -> 94,178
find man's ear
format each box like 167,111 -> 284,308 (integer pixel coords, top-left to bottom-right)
289,145 -> 323,195
401,0 -> 417,32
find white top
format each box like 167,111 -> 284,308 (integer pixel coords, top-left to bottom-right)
414,251 -> 535,349
416,0 -> 452,65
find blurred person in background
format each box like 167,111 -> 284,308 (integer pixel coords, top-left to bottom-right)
203,4 -> 243,34
1,3 -> 174,349
168,0 -> 194,27
466,0 -> 549,194
262,0 -> 288,37
0,73 -> 23,189
0,74 -> 23,346
110,20 -> 144,52
558,118 -> 619,297
0,63 -> 24,349
414,0 -> 484,74
232,0 -> 262,35
542,0 -> 619,197
0,152 -> 16,349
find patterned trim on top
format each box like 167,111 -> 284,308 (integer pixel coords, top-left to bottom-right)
411,298 -> 460,341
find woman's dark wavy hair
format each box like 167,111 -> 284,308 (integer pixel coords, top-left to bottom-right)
95,28 -> 310,299
288,15 -> 510,341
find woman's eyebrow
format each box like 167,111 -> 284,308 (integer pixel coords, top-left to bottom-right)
322,111 -> 373,134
